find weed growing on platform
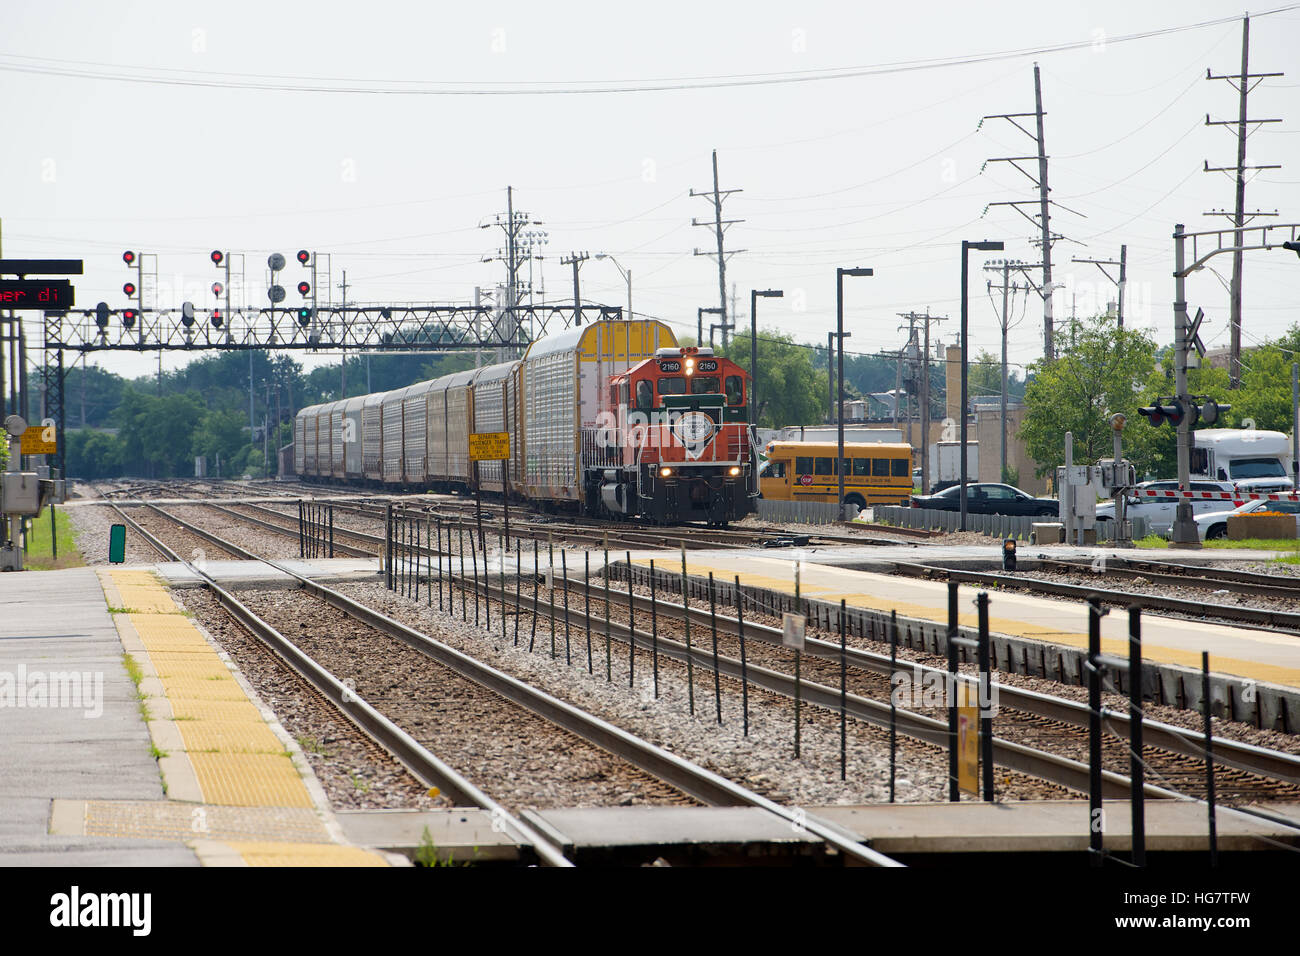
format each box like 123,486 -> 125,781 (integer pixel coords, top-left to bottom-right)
108,606 -> 141,615
149,743 -> 168,760
415,827 -> 475,867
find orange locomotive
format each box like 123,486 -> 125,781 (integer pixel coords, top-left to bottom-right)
595,346 -> 753,526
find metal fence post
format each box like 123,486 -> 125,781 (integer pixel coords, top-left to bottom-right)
1087,596 -> 1106,867
1129,604 -> 1145,868
947,580 -> 959,801
1204,651 -> 1218,867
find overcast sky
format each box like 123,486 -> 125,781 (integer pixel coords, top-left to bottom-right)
3,0 -> 1297,390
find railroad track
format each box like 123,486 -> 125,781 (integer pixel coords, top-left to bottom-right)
1034,556 -> 1300,602
893,562 -> 1300,633
113,501 -> 903,867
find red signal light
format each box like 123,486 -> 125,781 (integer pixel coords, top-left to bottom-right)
123,282 -> 136,297
122,308 -> 138,328
122,250 -> 136,265
211,308 -> 223,327
210,250 -> 224,266
297,281 -> 311,296
296,249 -> 310,265
212,282 -> 224,297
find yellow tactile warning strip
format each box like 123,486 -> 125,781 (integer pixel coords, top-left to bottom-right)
639,555 -> 1300,690
92,568 -> 391,866
226,841 -> 391,867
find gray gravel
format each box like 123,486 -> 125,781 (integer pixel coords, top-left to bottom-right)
333,580 -> 1061,806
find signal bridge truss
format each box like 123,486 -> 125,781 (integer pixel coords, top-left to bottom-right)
43,303 -> 622,353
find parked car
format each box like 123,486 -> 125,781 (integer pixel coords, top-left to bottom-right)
910,482 -> 1060,517
1195,498 -> 1300,541
1096,479 -> 1237,537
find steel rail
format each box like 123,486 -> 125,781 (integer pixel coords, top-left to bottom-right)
1034,557 -> 1300,601
205,502 -> 375,558
892,562 -> 1300,633
563,567 -> 1300,787
140,503 -> 904,866
103,502 -> 573,867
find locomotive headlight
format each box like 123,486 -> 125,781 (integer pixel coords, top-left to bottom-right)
728,466 -> 741,476
660,466 -> 673,478
685,358 -> 695,375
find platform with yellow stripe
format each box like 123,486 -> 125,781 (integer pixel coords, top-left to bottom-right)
633,551 -> 1300,694
51,568 -> 392,866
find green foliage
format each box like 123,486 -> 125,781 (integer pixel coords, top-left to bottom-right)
1020,316 -> 1162,476
970,349 -> 1026,404
65,429 -> 126,480
719,329 -> 827,428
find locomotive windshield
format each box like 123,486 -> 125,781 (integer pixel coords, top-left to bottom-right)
690,376 -> 720,394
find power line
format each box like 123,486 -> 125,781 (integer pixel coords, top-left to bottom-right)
1,7 -> 1294,95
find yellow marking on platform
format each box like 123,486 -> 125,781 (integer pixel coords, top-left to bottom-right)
225,841 -> 389,867
646,556 -> 1300,690
158,676 -> 249,701
188,753 -> 313,808
170,699 -> 263,722
115,585 -> 183,613
129,614 -> 208,645
151,659 -> 234,680
177,720 -> 285,755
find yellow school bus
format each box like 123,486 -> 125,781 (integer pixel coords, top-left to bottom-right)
759,441 -> 913,509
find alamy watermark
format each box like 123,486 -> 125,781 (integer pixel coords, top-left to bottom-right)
0,665 -> 103,718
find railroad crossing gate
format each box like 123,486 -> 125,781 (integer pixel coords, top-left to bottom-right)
469,431 -> 510,461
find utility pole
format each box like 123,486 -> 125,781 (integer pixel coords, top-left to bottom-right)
338,269 -> 348,396
827,332 -> 834,425
482,186 -> 540,354
691,150 -> 744,349
560,252 -> 589,327
900,310 -> 947,493
1073,246 -> 1128,326
1205,14 -> 1283,389
983,63 -> 1074,361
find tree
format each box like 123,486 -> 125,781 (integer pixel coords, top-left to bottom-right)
1020,316 -> 1160,476
719,329 -> 827,428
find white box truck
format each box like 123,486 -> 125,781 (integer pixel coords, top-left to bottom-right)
929,440 -> 978,492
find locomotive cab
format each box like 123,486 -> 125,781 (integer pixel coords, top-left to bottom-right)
591,346 -> 753,525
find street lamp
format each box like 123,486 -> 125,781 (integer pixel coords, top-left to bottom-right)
960,240 -> 1004,531
750,289 -> 783,426
836,268 -> 873,512
594,254 -> 632,321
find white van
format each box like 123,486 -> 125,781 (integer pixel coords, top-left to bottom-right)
1190,428 -> 1294,493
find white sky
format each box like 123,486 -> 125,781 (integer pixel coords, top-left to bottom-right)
2,0 -> 1297,385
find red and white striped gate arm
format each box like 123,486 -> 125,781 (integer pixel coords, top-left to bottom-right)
1131,488 -> 1300,504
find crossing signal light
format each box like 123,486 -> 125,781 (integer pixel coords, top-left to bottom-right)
1138,399 -> 1184,428
122,250 -> 136,265
297,281 -> 310,296
210,250 -> 224,266
211,281 -> 223,297
123,282 -> 136,297
297,249 -> 310,265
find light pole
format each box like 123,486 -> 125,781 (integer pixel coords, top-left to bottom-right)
836,268 -> 873,512
594,254 -> 632,321
960,240 -> 1004,532
749,289 -> 782,426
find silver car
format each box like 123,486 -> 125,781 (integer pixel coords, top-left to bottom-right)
1195,498 -> 1300,541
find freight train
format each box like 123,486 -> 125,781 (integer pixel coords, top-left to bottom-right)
293,318 -> 755,525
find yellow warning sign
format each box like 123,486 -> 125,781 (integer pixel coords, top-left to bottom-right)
469,431 -> 510,461
957,681 -> 979,796
20,426 -> 56,455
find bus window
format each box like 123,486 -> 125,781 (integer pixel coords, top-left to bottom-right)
814,457 -> 834,476
853,458 -> 869,476
872,458 -> 889,477
767,461 -> 786,478
891,458 -> 910,477
690,376 -> 720,394
796,456 -> 813,475
725,375 -> 743,405
636,380 -> 653,411
658,377 -> 686,396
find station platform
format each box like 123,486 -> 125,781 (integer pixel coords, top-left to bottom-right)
634,549 -> 1300,693
0,566 -> 395,867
